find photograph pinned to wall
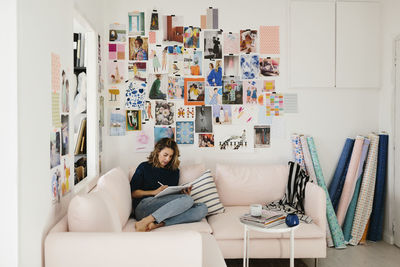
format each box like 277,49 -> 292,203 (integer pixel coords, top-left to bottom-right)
259,26 -> 280,54
176,121 -> 194,144
181,52 -> 192,76
155,101 -> 175,125
176,103 -> 195,121
51,167 -> 61,204
148,74 -> 168,100
214,125 -> 254,152
61,115 -> 69,156
125,81 -> 146,110
51,53 -> 61,92
168,76 -> 184,100
223,32 -> 240,54
204,30 -> 222,59
205,59 -> 222,86
162,15 -> 184,45
212,105 -> 232,125
166,45 -> 184,56
61,70 -> 69,113
184,26 -> 201,48
240,54 -> 260,79
110,108 -> 126,136
142,101 -> 154,122
126,110 -> 141,131
148,45 -> 165,74
52,92 -> 61,128
128,11 -> 145,36
223,55 -> 239,76
260,57 -> 280,77
109,23 -> 126,42
222,76 -> 243,105
243,80 -> 262,105
184,77 -> 205,105
154,126 -> 175,143
50,130 -> 61,169
129,36 -> 148,61
206,7 -> 218,29
169,60 -> 184,76
128,61 -> 147,82
195,106 -> 213,133
108,60 -> 125,84
266,93 -> 284,116
109,43 -> 125,60
205,86 -> 222,105
254,125 -> 271,148
149,31 -> 157,44
150,11 -> 159,30
199,134 -> 215,148
232,105 -> 257,124
60,157 -> 71,196
134,123 -> 154,152
240,29 -> 258,53
108,87 -> 120,105
190,50 -> 203,76
263,80 -> 275,93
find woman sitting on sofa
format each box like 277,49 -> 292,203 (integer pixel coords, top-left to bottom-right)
131,138 -> 208,232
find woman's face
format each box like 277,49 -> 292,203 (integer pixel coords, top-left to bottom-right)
135,40 -> 141,48
158,147 -> 174,167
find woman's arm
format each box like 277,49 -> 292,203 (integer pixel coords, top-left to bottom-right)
132,185 -> 168,198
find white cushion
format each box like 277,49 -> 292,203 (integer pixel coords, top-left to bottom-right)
178,163 -> 206,185
97,167 -> 132,226
68,190 -> 122,232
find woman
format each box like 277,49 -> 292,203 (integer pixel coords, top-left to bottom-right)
134,36 -> 148,60
131,138 -> 208,232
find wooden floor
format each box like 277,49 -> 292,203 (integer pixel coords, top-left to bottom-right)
226,241 -> 400,267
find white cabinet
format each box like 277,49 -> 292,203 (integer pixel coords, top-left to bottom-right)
289,1 -> 381,88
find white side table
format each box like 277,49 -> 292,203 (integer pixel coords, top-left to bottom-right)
240,219 -> 299,267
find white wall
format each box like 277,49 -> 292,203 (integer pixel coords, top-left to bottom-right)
17,0 -> 104,266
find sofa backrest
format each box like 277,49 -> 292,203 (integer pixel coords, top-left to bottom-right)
215,163 -> 288,206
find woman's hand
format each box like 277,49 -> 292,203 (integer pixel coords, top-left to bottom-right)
181,185 -> 193,195
153,185 -> 168,196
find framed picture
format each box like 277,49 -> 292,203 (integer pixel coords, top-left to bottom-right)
126,110 -> 141,131
184,77 -> 205,105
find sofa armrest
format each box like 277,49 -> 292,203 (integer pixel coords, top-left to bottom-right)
45,231 -> 203,267
304,182 -> 326,232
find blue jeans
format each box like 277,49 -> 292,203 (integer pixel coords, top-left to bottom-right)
135,194 -> 208,226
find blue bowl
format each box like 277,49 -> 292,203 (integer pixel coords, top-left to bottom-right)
285,213 -> 299,227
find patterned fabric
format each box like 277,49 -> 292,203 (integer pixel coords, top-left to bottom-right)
259,26 -> 280,54
307,136 -> 346,248
125,81 -> 146,110
349,133 -> 379,245
291,135 -> 307,174
300,136 -> 317,183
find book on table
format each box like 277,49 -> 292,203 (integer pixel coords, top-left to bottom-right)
240,213 -> 286,228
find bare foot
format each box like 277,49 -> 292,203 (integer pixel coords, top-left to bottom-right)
146,222 -> 165,232
135,216 -> 155,232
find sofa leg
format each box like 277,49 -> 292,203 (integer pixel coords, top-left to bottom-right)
315,258 -> 318,267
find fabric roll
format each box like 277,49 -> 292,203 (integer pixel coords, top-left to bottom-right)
343,138 -> 370,242
291,135 -> 307,174
300,136 -> 317,184
329,139 -> 355,212
307,136 -> 346,249
368,134 -> 389,241
336,136 -> 364,226
349,133 -> 379,246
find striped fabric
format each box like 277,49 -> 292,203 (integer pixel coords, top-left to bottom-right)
300,136 -> 317,183
185,170 -> 225,216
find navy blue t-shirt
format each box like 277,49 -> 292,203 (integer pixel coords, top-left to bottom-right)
130,161 -> 180,210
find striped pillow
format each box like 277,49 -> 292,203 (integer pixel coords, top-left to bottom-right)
185,170 -> 225,216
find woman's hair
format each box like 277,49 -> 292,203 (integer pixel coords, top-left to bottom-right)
135,36 -> 143,46
148,138 -> 180,170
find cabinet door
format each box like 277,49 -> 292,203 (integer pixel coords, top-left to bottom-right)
289,1 -> 335,88
336,1 -> 380,88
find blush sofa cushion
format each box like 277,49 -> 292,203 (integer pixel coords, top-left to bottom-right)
68,190 -> 122,232
215,163 -> 288,206
178,163 -> 206,185
96,167 -> 132,226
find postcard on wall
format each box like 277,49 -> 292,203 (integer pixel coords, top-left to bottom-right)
243,80 -> 262,105
266,93 -> 284,116
134,123 -> 154,153
109,23 -> 127,42
240,54 -> 260,80
149,31 -> 157,44
184,78 -> 205,105
195,106 -> 213,133
128,61 -> 147,82
142,100 -> 154,122
205,86 -> 222,105
204,30 -> 222,59
199,134 -> 215,148
214,125 -> 254,152
176,103 -> 195,121
52,92 -> 62,128
184,27 -> 201,49
176,121 -> 194,144
200,15 -> 207,29
61,156 -> 72,196
259,26 -> 280,54
223,33 -> 240,55
129,36 -> 148,60
51,53 -> 61,92
155,101 -> 175,125
51,166 -> 61,204
254,125 -> 271,148
222,76 -> 243,105
61,115 -> 69,156
212,105 -> 232,125
169,60 -> 184,76
223,55 -> 239,76
260,57 -> 280,77
61,70 -> 69,113
50,130 -> 61,169
125,81 -> 146,110
128,11 -> 145,36
126,110 -> 141,131
150,12 -> 159,31
205,59 -> 222,86
162,15 -> 184,45
148,74 -> 168,100
110,108 -> 126,136
240,29 -> 258,53
264,80 -> 275,93
108,60 -> 126,84
108,87 -> 121,106
232,105 -> 257,124
109,43 -> 125,60
168,76 -> 185,100
154,126 -> 175,143
148,45 -> 167,74
189,50 -> 203,76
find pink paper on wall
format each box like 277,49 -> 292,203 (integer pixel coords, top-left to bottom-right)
149,31 -> 156,44
200,15 -> 207,29
259,26 -> 280,54
51,53 -> 61,92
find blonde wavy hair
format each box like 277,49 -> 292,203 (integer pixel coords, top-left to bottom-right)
148,138 -> 180,170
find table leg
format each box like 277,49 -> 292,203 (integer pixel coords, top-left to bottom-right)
246,226 -> 250,267
243,225 -> 249,267
290,228 -> 294,267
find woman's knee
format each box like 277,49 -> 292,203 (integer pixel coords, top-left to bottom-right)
193,203 -> 208,220
179,194 -> 194,208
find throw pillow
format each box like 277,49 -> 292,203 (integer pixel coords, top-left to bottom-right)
185,170 -> 225,216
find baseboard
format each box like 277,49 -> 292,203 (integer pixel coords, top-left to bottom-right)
383,230 -> 394,245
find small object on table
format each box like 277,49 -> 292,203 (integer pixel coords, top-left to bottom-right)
285,213 -> 300,227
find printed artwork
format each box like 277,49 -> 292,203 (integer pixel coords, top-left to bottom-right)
176,103 -> 195,121
222,76 -> 243,105
232,105 -> 257,124
51,167 -> 61,203
264,80 -> 275,92
50,130 -> 61,169
223,55 -> 239,76
214,126 -> 254,151
199,134 -> 215,147
240,29 -> 258,53
205,59 -> 222,86
195,106 -> 213,133
52,92 -> 61,127
61,70 -> 69,113
212,105 -> 232,125
60,157 -> 71,196
154,126 -> 175,143
148,74 -> 168,100
205,86 -> 222,105
108,60 -> 125,84
110,109 -> 126,136
240,54 -> 260,79
128,61 -> 147,82
109,43 -> 125,60
266,93 -> 284,116
260,57 -> 280,77
168,76 -> 185,100
204,30 -> 222,59
149,31 -> 157,44
108,87 -> 120,104
125,81 -> 146,110
134,123 -> 154,152
184,26 -> 201,48
259,26 -> 280,54
148,45 -> 165,74
109,23 -> 126,42
61,115 -> 69,156
254,125 -> 271,148
176,121 -> 194,144
243,80 -> 262,105
126,110 -> 141,131
51,53 -> 61,92
190,50 -> 203,76
184,78 -> 205,105
128,11 -> 145,36
155,101 -> 175,125
223,33 -> 240,54
129,36 -> 148,61
150,12 -> 159,31
142,101 -> 154,122
163,15 -> 184,45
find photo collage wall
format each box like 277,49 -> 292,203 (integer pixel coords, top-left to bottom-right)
107,8 -> 285,152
